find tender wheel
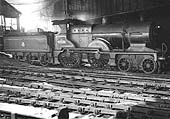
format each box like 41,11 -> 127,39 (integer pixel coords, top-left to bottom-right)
17,55 -> 24,61
58,51 -> 81,68
40,54 -> 49,66
25,54 -> 34,65
25,54 -> 31,64
13,54 -> 18,60
141,58 -> 157,74
88,53 -> 109,68
117,57 -> 131,72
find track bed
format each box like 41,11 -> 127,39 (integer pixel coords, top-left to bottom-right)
0,57 -> 170,119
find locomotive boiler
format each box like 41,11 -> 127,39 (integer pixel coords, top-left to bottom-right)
53,21 -> 168,74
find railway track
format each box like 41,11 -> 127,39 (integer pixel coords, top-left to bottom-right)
0,66 -> 170,119
1,65 -> 170,90
1,64 -> 170,79
0,65 -> 169,82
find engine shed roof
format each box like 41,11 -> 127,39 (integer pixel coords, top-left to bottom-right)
0,0 -> 21,18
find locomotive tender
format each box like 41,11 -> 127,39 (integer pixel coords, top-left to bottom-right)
3,32 -> 54,66
3,21 -> 169,74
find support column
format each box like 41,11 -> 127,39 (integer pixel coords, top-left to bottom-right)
17,16 -> 20,31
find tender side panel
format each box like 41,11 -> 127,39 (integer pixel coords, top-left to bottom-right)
4,35 -> 50,52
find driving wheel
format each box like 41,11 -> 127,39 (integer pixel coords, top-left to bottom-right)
58,51 -> 81,68
88,53 -> 109,68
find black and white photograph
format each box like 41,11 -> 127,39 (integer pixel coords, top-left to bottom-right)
0,0 -> 170,119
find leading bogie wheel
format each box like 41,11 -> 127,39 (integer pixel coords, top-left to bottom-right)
117,57 -> 131,72
141,58 -> 157,74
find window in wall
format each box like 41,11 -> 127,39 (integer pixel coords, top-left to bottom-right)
0,15 -> 5,26
5,18 -> 17,31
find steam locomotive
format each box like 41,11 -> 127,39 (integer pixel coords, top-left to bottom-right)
2,20 -> 170,74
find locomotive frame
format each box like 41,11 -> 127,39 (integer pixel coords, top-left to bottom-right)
56,41 -> 159,74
